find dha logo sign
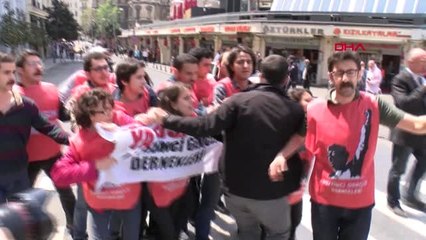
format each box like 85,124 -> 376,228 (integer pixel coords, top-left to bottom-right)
334,42 -> 366,51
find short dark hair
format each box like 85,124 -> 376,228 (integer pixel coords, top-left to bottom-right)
83,52 -> 108,72
16,49 -> 41,68
288,88 -> 313,102
172,54 -> 198,71
0,52 -> 15,68
226,45 -> 256,79
260,54 -> 288,86
328,51 -> 361,72
116,59 -> 146,92
73,89 -> 114,129
188,47 -> 213,62
157,83 -> 189,116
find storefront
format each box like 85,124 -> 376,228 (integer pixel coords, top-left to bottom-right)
262,24 -> 325,84
332,26 -> 412,92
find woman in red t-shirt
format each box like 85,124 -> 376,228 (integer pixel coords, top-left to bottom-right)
51,89 -> 154,240
143,83 -> 196,240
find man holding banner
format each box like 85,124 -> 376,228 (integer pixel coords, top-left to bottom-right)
143,55 -> 306,240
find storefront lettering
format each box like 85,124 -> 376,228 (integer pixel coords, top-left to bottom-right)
263,25 -> 324,36
200,26 -> 215,32
183,27 -> 196,33
334,42 -> 366,51
224,25 -> 251,33
334,28 -> 402,38
170,28 -> 181,33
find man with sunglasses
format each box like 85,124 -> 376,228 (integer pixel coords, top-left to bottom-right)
269,50 -> 426,240
13,49 -> 76,236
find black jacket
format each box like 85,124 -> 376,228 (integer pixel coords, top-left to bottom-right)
163,84 -> 305,200
390,69 -> 426,148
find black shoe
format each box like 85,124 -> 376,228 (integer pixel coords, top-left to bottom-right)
402,196 -> 426,212
388,202 -> 407,217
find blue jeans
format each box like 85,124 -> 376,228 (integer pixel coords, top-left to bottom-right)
73,184 -> 88,240
109,201 -> 142,240
311,201 -> 373,240
195,173 -> 221,240
89,202 -> 141,240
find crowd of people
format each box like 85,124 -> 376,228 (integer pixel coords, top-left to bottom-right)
0,44 -> 425,240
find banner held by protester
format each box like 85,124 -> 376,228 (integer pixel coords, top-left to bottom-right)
94,123 -> 223,190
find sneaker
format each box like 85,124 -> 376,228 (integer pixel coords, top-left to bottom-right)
388,203 -> 407,217
402,196 -> 426,212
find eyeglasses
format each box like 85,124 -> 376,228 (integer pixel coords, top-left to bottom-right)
25,61 -> 44,68
91,65 -> 110,72
331,69 -> 359,78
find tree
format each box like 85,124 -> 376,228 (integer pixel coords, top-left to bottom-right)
81,8 -> 95,38
45,0 -> 80,41
95,0 -> 121,45
0,2 -> 28,52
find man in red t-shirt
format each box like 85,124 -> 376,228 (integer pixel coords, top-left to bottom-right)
188,47 -> 216,107
14,50 -> 76,234
270,51 -> 426,240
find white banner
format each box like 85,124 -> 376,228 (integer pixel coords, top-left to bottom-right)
94,123 -> 223,190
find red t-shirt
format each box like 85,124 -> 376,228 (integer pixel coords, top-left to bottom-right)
51,111 -> 151,210
156,79 -> 199,109
193,76 -> 216,106
14,82 -> 62,161
305,92 -> 379,209
114,88 -> 150,117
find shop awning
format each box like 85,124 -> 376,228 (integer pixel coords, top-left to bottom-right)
271,0 -> 426,14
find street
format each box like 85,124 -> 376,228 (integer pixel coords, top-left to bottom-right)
36,61 -> 426,240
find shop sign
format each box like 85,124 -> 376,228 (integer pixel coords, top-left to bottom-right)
223,25 -> 251,33
183,27 -> 197,33
333,27 -> 408,38
263,25 -> 324,36
170,28 -> 181,34
200,26 -> 215,33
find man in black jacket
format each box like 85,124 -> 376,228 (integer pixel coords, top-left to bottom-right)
387,48 -> 426,216
143,55 -> 305,240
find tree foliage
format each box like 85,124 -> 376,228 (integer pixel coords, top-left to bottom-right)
45,0 -> 80,41
0,2 -> 28,50
95,0 -> 120,39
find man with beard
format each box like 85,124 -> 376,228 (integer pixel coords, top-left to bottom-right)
269,51 -> 426,240
0,52 -> 69,204
13,50 -> 76,235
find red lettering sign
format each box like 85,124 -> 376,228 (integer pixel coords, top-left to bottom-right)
334,42 -> 366,51
183,27 -> 196,33
334,28 -> 402,38
224,25 -> 251,33
170,28 -> 181,33
200,26 -> 215,32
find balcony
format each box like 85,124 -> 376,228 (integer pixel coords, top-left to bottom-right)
28,2 -> 48,19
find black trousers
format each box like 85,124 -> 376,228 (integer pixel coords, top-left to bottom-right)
311,201 -> 373,240
28,154 -> 76,228
387,144 -> 426,205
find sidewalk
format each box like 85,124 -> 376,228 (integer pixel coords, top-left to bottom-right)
43,58 -> 59,70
